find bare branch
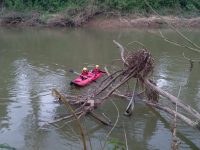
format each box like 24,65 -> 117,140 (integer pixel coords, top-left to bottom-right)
145,0 -> 200,52
113,40 -> 129,66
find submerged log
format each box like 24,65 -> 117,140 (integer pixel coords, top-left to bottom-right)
144,79 -> 200,121
143,100 -> 200,129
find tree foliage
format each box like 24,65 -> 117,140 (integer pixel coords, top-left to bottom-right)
2,0 -> 200,13
3,0 -> 89,12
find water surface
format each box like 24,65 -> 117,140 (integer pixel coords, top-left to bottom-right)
0,27 -> 200,150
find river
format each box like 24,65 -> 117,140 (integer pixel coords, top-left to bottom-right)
0,27 -> 200,150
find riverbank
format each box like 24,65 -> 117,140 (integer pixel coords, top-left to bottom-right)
0,11 -> 200,29
85,15 -> 200,29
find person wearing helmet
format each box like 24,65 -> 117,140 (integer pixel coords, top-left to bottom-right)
92,65 -> 106,75
92,65 -> 100,75
80,67 -> 89,80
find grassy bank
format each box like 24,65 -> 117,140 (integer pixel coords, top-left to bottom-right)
0,0 -> 200,27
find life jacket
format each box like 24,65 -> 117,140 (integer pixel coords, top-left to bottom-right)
92,68 -> 99,74
81,70 -> 88,76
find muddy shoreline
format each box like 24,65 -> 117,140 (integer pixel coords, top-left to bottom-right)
0,12 -> 200,29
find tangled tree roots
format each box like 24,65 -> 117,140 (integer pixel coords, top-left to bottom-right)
125,49 -> 154,78
116,48 -> 159,103
126,49 -> 159,103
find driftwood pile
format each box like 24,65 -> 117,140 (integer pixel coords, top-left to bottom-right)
52,40 -> 200,134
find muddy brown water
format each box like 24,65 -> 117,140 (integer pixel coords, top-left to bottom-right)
0,27 -> 200,150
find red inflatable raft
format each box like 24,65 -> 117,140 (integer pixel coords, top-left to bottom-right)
70,72 -> 102,87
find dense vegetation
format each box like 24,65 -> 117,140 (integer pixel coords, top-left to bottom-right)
1,0 -> 200,14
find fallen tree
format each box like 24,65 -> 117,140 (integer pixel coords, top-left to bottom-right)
112,40 -> 200,129
51,40 -> 200,149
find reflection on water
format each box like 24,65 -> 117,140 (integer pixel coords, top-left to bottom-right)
0,27 -> 200,149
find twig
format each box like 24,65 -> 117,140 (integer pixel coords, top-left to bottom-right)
124,79 -> 138,116
145,0 -> 200,52
104,66 -> 110,75
49,111 -> 82,124
102,99 -> 120,150
52,89 -> 87,150
106,100 -> 119,137
182,52 -> 200,62
127,41 -> 147,49
102,113 -> 112,123
51,118 -> 77,130
183,54 -> 193,68
123,121 -> 129,150
159,30 -> 200,53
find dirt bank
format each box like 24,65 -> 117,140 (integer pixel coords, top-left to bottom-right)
0,12 -> 200,28
85,15 -> 200,29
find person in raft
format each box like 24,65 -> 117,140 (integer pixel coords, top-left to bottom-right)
80,67 -> 89,80
92,65 -> 106,75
